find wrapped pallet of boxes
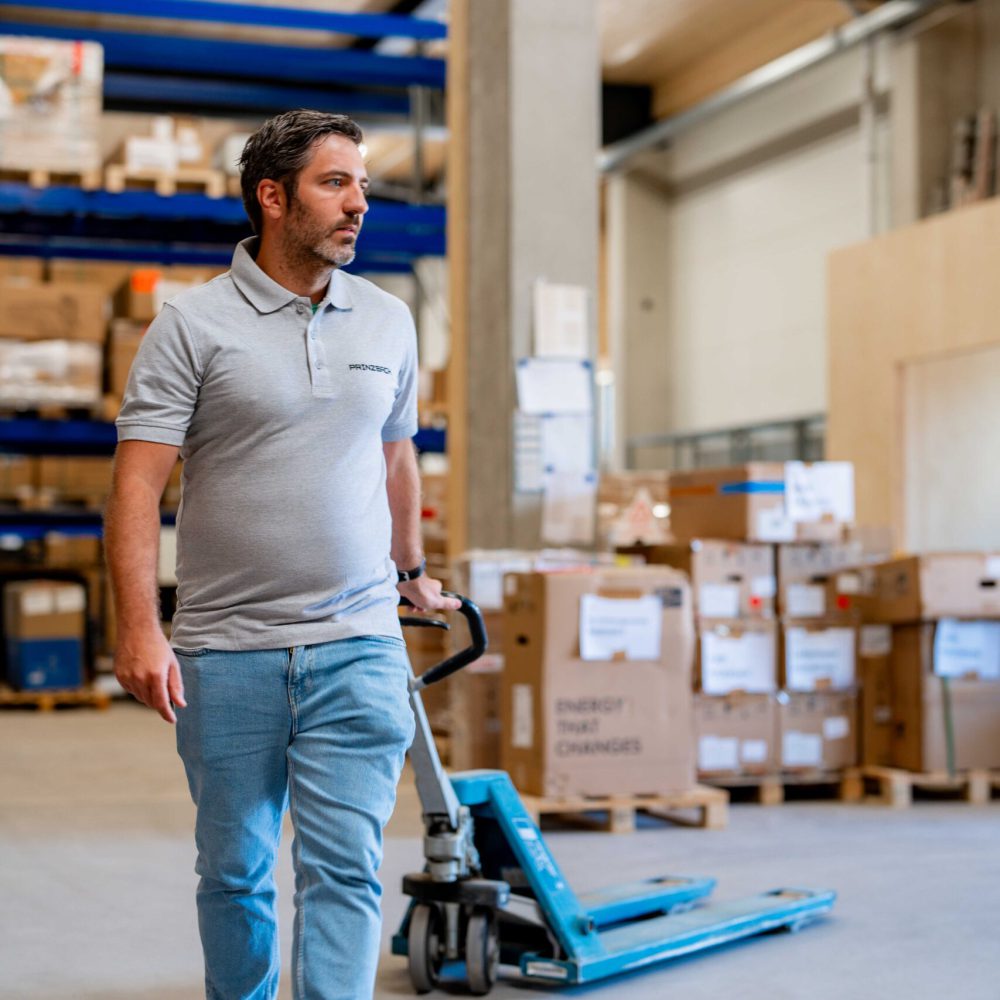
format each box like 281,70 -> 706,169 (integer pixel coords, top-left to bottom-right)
0,340 -> 102,408
694,693 -> 778,779
501,567 -> 695,798
3,580 -> 86,691
642,540 -> 776,619
0,36 -> 103,177
776,691 -> 857,772
668,461 -> 854,544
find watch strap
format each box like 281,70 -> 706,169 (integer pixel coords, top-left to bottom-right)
397,559 -> 426,583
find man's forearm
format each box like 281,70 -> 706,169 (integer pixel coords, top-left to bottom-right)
385,442 -> 423,568
104,478 -> 163,637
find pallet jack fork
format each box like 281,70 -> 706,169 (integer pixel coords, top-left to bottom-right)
392,596 -> 835,994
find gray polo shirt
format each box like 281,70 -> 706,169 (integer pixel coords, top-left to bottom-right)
116,237 -> 418,650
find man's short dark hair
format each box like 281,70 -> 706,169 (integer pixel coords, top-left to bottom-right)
239,109 -> 364,234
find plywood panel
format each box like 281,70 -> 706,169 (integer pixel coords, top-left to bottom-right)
827,196 -> 1000,545
902,344 -> 1000,550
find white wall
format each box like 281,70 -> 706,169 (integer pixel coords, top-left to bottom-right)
609,44 -> 893,452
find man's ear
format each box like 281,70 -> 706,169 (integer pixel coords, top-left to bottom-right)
257,178 -> 286,224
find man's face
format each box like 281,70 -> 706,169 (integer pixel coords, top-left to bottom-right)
284,134 -> 369,268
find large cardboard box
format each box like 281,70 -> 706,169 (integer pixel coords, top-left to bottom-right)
641,540 -> 775,619
449,654 -> 503,771
851,554 -> 1000,623
0,257 -> 45,285
0,454 -> 35,502
694,693 -> 777,778
501,567 -> 695,798
696,619 -> 777,694
4,580 -> 86,640
857,624 -> 895,767
781,622 -> 857,692
0,37 -> 103,175
776,542 -> 865,620
668,462 -> 853,543
37,456 -> 114,503
47,259 -> 145,294
777,691 -> 857,771
43,532 -> 102,569
116,267 -> 217,321
0,285 -> 109,343
108,319 -> 147,399
890,623 -> 1000,771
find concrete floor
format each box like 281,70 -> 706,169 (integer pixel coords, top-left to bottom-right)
1,702 -> 998,1000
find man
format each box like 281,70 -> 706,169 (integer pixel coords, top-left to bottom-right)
104,109 -> 458,1000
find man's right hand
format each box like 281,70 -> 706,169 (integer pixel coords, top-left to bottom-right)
114,630 -> 187,724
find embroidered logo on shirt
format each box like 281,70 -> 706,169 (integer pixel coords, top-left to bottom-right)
348,363 -> 392,375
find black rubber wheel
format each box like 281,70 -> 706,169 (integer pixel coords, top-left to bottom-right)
465,910 -> 499,996
408,903 -> 444,994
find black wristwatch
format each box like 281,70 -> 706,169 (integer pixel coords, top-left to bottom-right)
397,558 -> 426,583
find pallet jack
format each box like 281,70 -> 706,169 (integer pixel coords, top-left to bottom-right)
392,595 -> 835,995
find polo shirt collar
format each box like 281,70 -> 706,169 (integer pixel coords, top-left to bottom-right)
230,237 -> 354,314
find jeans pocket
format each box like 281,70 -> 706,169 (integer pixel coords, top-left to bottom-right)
173,646 -> 211,658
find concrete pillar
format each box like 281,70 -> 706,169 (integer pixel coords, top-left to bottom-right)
447,0 -> 600,554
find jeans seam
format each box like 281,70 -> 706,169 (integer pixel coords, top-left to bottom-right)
287,646 -> 307,1000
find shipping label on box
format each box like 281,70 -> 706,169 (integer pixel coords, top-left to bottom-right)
783,625 -> 856,691
778,691 -> 857,770
699,625 -> 776,694
932,620 -> 1000,680
579,593 -> 662,661
784,462 -> 855,524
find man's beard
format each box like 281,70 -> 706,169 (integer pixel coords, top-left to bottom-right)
285,201 -> 358,268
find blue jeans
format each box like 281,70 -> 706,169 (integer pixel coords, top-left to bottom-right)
174,636 -> 415,1000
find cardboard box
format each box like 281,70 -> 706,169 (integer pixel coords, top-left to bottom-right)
777,691 -> 857,771
851,554 -> 1000,623
37,456 -> 114,502
0,454 -> 35,501
43,533 -> 102,569
108,319 -> 147,399
0,285 -> 109,343
48,259 -> 145,295
449,654 -> 503,771
857,624 -> 895,767
776,542 -> 865,620
781,622 -> 857,692
694,693 -> 778,777
0,37 -> 103,175
598,471 -> 671,547
0,339 -> 102,407
696,619 -> 777,694
641,540 -> 776,619
4,580 -> 86,640
0,257 -> 45,285
501,567 -> 695,798
668,462 -> 853,543
891,623 -> 1000,771
115,268 -> 213,322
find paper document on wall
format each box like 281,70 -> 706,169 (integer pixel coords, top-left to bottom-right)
932,619 -> 1000,679
541,470 -> 596,545
513,411 -> 544,493
515,358 -> 593,415
533,281 -> 589,358
540,413 -> 594,473
579,593 -> 662,661
784,462 -> 855,524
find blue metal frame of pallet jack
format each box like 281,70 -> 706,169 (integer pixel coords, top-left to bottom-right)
393,768 -> 836,987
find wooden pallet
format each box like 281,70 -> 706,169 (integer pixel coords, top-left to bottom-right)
0,684 -> 111,712
521,785 -> 729,834
705,769 -> 863,806
858,766 -> 998,807
104,163 -> 226,198
0,166 -> 102,190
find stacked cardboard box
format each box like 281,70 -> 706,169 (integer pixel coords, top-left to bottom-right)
3,580 -> 87,691
501,566 -> 695,798
597,470 -> 670,548
840,554 -> 1000,772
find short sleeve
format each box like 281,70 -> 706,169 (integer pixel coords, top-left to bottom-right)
116,303 -> 202,447
381,306 -> 419,442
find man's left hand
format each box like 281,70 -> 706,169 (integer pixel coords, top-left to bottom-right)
398,574 -> 461,612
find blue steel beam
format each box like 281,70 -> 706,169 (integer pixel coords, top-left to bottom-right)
0,0 -> 447,40
0,22 -> 446,89
103,72 -> 411,118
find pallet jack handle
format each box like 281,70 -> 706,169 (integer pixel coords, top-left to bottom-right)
400,592 -> 488,690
